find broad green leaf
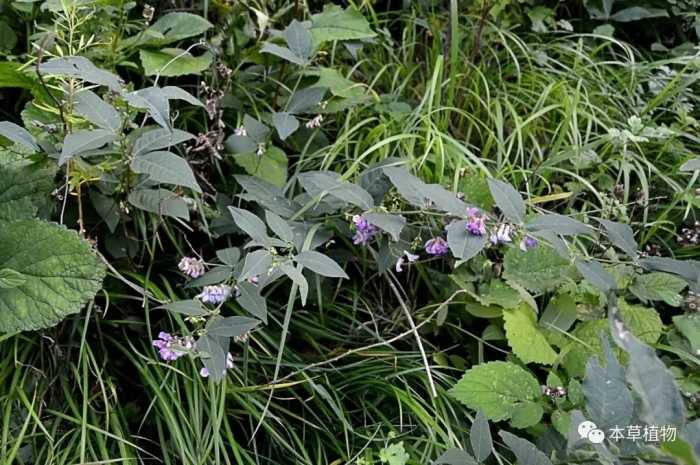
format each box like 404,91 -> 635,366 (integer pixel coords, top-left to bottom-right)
478,280 -> 522,309
510,401 -> 544,429
131,151 -> 202,193
0,160 -> 56,220
0,121 -> 39,152
39,56 -> 124,91
0,62 -> 35,90
310,4 -> 376,42
363,213 -> 405,242
60,129 -> 116,165
422,184 -> 470,216
0,22 -> 17,52
575,259 -> 616,293
503,305 -> 558,365
611,6 -> 668,22
285,20 -> 313,60
140,49 -> 213,77
128,188 -> 190,220
216,247 -> 240,266
239,250 -> 273,282
673,314 -> 700,354
487,179 -> 525,223
280,262 -> 309,305
160,86 -> 204,107
618,299 -> 662,344
158,299 -> 207,316
229,207 -> 269,243
0,220 -> 105,333
234,146 -> 288,188
446,220 -> 487,261
90,191 -> 120,232
288,87 -> 327,113
124,87 -> 170,129
640,257 -> 700,285
0,269 -> 26,288
599,219 -> 637,258
503,244 -> 573,293
379,442 -> 409,465
434,449 -> 478,465
298,171 -> 374,209
236,281 -> 267,323
629,272 -> 687,306
312,67 -> 367,101
235,175 -> 299,218
540,293 -> 577,332
261,42 -> 308,65
185,266 -> 232,288
498,432 -> 553,465
382,166 -> 431,208
132,128 -> 194,156
146,12 -> 213,45
525,214 -> 593,236
470,410 -> 493,462
449,361 -> 541,421
74,90 -> 121,132
272,112 -> 299,140
265,210 -> 294,243
206,315 -> 260,338
196,334 -> 228,382
295,250 -> 348,279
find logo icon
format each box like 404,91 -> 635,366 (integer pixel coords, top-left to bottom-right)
577,421 -> 606,444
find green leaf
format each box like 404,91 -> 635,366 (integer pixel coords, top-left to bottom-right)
285,20 -> 313,60
132,128 -> 194,156
310,4 -> 376,42
124,87 -> 170,129
280,262 -> 309,306
629,272 -> 687,306
379,442 -> 409,465
540,293 -> 577,332
673,314 -> 700,354
128,188 -> 190,220
216,247 -> 240,266
510,401 -> 544,429
206,315 -> 260,338
0,121 -> 39,152
618,299 -> 663,345
363,213 -> 405,242
470,410 -> 493,462
60,129 -> 116,165
236,281 -> 267,323
261,43 -> 308,65
503,305 -> 558,365
0,160 -> 56,220
272,112 -> 299,140
298,171 -> 374,209
0,62 -> 35,90
39,56 -> 124,92
74,90 -> 121,132
487,179 -> 525,223
196,334 -> 228,382
158,299 -> 207,316
233,146 -> 288,188
288,87 -> 327,113
434,449 -> 478,465
0,21 -> 17,52
449,361 -> 541,421
235,175 -> 299,218
599,219 -> 637,258
0,220 -> 105,333
295,250 -> 348,279
131,151 -> 202,193
229,207 -> 269,243
312,67 -> 367,101
146,12 -> 213,45
680,157 -> 700,172
498,432 -> 553,465
0,269 -> 26,289
140,49 -> 213,77
525,214 -> 593,236
503,244 -> 573,293
575,259 -> 616,293
239,250 -> 273,282
264,210 -> 294,243
611,6 -> 668,22
185,266 -> 232,288
446,220 -> 487,261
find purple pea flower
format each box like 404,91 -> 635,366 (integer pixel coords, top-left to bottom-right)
197,284 -> 232,304
465,208 -> 487,236
490,224 -> 513,245
395,250 -> 420,272
153,331 -> 193,361
178,257 -> 206,278
520,235 -> 538,251
425,237 -> 449,256
352,214 -> 378,245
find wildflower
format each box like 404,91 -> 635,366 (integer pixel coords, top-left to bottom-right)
424,237 -> 449,256
153,332 -> 194,361
256,143 -> 266,156
142,4 -> 155,23
248,275 -> 260,285
351,214 -> 377,245
178,257 -> 206,278
395,250 -> 419,272
490,224 -> 513,245
197,284 -> 232,305
200,353 -> 235,378
234,126 -> 247,137
465,207 -> 487,236
519,235 -> 538,251
305,114 -> 324,129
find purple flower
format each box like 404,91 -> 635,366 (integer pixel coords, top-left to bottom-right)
520,235 -> 538,251
395,250 -> 420,272
425,237 -> 449,256
178,257 -> 206,278
153,332 -> 193,361
352,214 -> 378,245
466,208 -> 487,236
490,224 -> 513,245
197,284 -> 232,304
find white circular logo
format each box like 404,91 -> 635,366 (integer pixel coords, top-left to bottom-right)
588,429 -> 605,444
577,421 -> 597,439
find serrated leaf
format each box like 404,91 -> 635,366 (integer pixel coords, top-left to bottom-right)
0,160 -> 55,221
39,56 -> 123,91
503,244 -> 572,293
158,299 -> 207,316
272,112 -> 299,140
295,250 -> 348,279
133,128 -> 194,156
236,281 -> 267,323
74,90 -> 121,132
128,188 -> 189,220
363,213 -> 405,241
206,315 -> 260,338
599,219 -> 637,258
575,259 -> 616,293
140,49 -> 213,77
239,250 -> 272,282
449,361 -> 541,421
498,432 -> 553,465
60,129 -> 116,165
629,272 -> 687,306
0,220 -> 105,333
0,269 -> 26,288
0,121 -> 39,151
503,305 -> 558,365
310,4 -> 376,42
446,220 -> 487,261
233,146 -> 288,188
487,179 -> 525,223
470,410 -> 493,462
525,214 -> 592,236
131,151 -> 201,193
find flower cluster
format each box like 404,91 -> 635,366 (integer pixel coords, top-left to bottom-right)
178,256 -> 206,278
305,114 -> 323,129
200,353 -> 235,378
352,215 -> 378,245
197,284 -> 233,304
519,235 -> 538,251
425,237 -> 449,256
490,224 -> 513,245
153,332 -> 194,361
465,207 -> 487,236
